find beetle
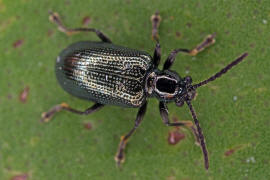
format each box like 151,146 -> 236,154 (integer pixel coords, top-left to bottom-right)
42,11 -> 248,170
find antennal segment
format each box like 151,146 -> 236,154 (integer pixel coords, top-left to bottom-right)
193,52 -> 248,89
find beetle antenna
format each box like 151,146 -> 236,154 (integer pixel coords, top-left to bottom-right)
186,100 -> 209,170
193,52 -> 248,89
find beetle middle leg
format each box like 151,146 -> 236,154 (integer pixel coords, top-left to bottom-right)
160,102 -> 192,126
115,101 -> 147,167
41,102 -> 104,122
49,11 -> 112,43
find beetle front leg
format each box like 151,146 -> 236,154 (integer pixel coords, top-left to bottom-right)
153,43 -> 161,68
159,102 -> 193,126
151,11 -> 162,67
163,33 -> 216,70
115,102 -> 147,167
160,102 -> 201,146
41,102 -> 104,122
189,33 -> 216,56
151,11 -> 161,43
49,11 -> 112,43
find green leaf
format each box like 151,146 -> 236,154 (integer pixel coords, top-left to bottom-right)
1,0 -> 269,179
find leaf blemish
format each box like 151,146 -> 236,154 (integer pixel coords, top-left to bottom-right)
82,16 -> 91,26
168,130 -> 185,145
84,122 -> 92,130
19,86 -> 30,103
11,173 -> 28,180
13,39 -> 24,48
224,144 -> 250,157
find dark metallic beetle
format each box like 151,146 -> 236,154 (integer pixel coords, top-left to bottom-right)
42,11 -> 248,169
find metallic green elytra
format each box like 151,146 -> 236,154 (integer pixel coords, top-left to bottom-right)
56,41 -> 153,107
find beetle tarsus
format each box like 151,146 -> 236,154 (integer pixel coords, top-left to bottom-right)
162,33 -> 215,70
49,11 -> 112,42
41,103 -> 68,123
49,11 -> 70,35
189,33 -> 216,56
151,11 -> 162,43
114,102 -> 147,166
115,136 -> 127,168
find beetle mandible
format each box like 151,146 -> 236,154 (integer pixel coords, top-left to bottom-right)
42,11 -> 248,170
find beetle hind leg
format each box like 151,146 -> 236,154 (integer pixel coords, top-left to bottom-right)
115,102 -> 147,167
49,11 -> 112,43
41,102 -> 104,122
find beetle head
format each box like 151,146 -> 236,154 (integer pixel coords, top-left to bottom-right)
174,76 -> 197,107
146,52 -> 248,106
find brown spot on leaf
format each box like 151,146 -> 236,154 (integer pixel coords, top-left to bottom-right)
168,130 -> 185,145
249,43 -> 255,48
125,0 -> 131,4
227,13 -> 232,19
13,39 -> 24,48
11,174 -> 28,180
224,149 -> 235,157
19,86 -> 29,103
166,176 -> 176,180
82,16 -> 91,26
65,0 -> 71,5
186,22 -> 192,28
7,94 -> 13,100
175,31 -> 181,38
224,144 -> 249,157
84,122 -> 92,130
47,29 -> 54,37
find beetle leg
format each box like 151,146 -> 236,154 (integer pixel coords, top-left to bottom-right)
153,43 -> 161,67
115,102 -> 147,167
160,101 -> 203,154
163,33 -> 216,70
151,11 -> 161,43
189,33 -> 216,56
159,102 -> 192,126
151,11 -> 162,68
49,11 -> 112,43
41,102 -> 104,122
